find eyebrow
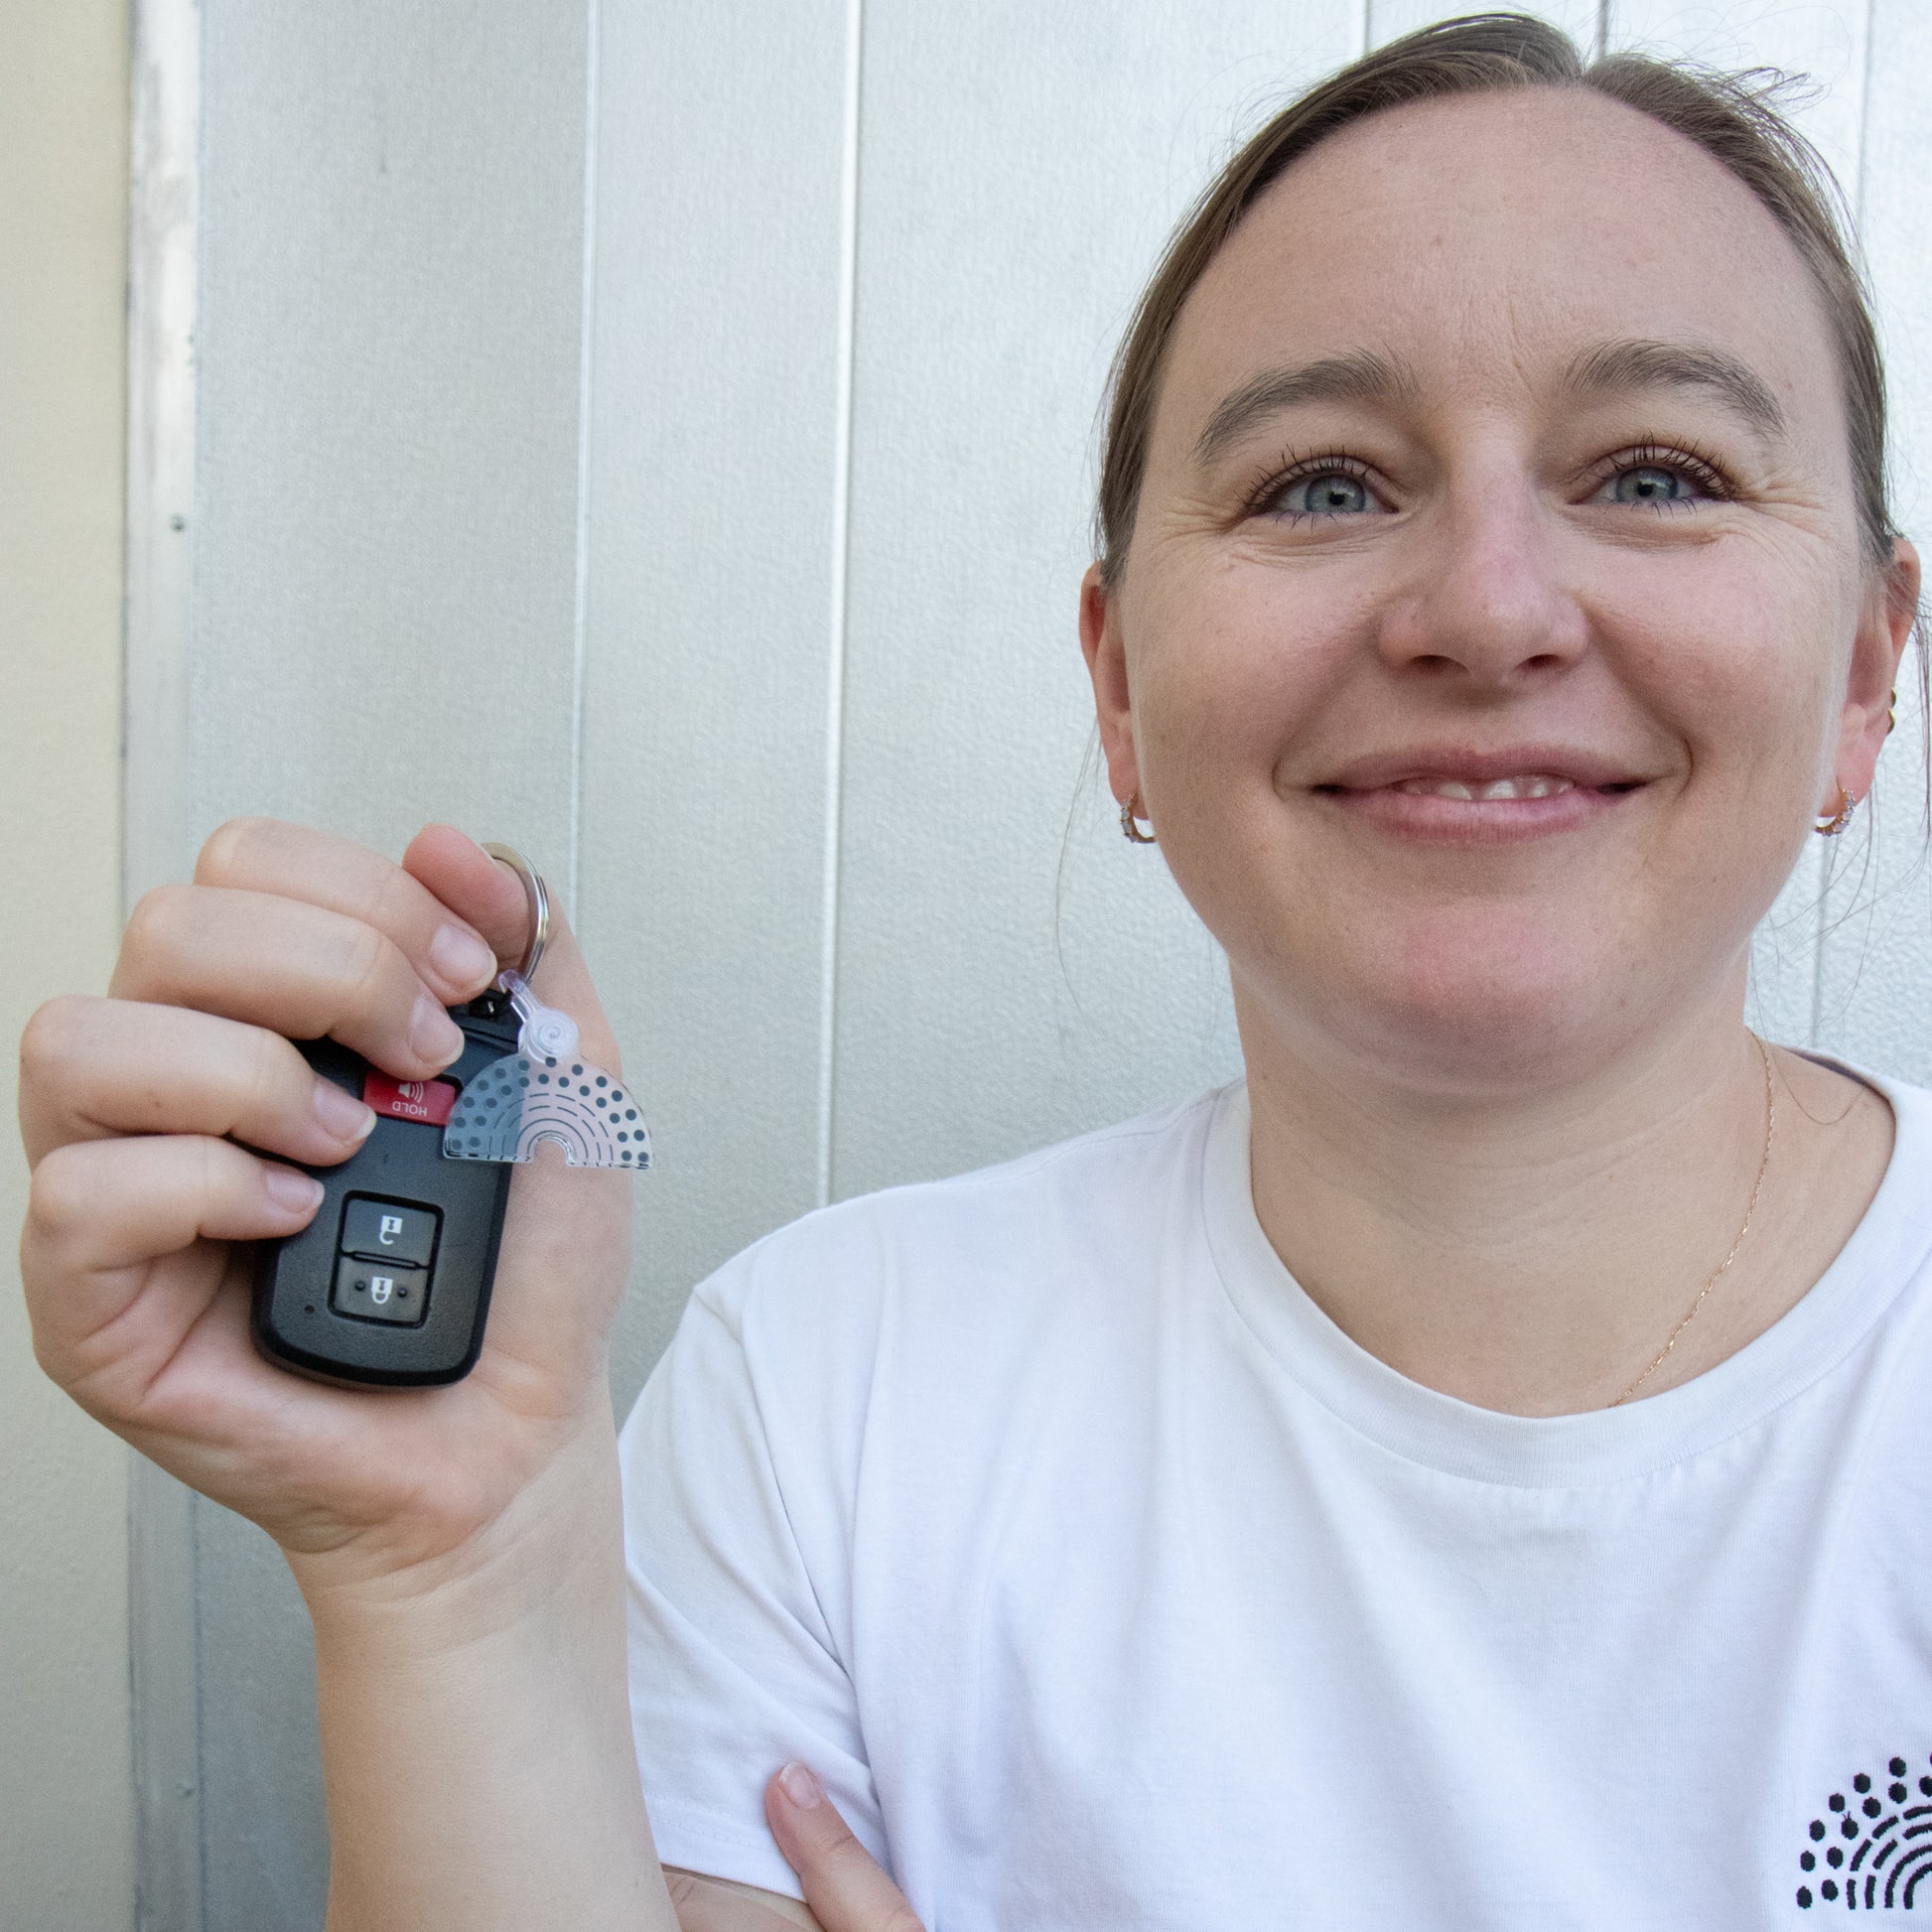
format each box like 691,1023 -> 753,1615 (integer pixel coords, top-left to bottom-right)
1191,349 -> 1420,468
1190,336 -> 1789,471
1562,338 -> 1787,442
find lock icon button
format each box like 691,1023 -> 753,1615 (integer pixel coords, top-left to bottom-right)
330,1257 -> 430,1326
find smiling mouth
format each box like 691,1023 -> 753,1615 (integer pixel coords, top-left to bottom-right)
1312,770 -> 1649,800
1383,768 -> 1638,799
1309,747 -> 1654,824
1308,762 -> 1648,841
1389,773 -> 1577,801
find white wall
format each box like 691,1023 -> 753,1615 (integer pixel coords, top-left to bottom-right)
141,1 -> 1932,1921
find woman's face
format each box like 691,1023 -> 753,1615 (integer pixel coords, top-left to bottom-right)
1086,86 -> 1913,1092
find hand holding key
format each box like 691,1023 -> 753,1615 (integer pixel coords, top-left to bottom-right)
17,819 -> 634,1594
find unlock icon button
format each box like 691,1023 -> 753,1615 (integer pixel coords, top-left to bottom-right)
341,1196 -> 439,1268
333,1197 -> 439,1327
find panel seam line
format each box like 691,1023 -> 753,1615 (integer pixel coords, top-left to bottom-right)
568,0 -> 603,921
818,0 -> 863,1208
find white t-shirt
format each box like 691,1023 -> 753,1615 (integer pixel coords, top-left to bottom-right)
619,1065 -> 1932,1928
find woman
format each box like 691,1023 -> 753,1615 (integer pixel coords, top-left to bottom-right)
20,13 -> 1928,1927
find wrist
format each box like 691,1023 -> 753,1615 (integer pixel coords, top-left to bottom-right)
294,1400 -> 667,1932
293,1400 -> 625,1659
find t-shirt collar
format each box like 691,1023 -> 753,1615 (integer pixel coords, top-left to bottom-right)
1199,1059 -> 1932,1487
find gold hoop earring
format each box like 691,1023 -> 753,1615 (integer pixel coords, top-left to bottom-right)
1815,785 -> 1857,837
1887,687 -> 1898,736
1120,793 -> 1157,844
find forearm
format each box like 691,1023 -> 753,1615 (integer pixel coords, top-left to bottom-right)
298,1412 -> 675,1932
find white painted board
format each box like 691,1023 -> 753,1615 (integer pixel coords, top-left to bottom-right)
1369,0 -> 1601,52
579,0 -> 854,1400
827,0 -> 1369,1202
193,4 -> 589,870
188,4 -> 592,1926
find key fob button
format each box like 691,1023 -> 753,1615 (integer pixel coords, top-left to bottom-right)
253,1014 -> 520,1386
331,1257 -> 430,1326
362,1071 -> 460,1126
341,1197 -> 440,1268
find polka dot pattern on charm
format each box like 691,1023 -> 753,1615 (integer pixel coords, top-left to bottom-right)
441,1053 -> 652,1170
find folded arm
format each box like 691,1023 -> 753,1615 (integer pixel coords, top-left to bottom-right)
667,1762 -> 923,1932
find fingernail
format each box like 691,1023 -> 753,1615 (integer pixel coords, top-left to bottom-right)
428,923 -> 496,992
312,1078 -> 377,1144
409,995 -> 465,1067
264,1168 -> 325,1215
777,1762 -> 825,1811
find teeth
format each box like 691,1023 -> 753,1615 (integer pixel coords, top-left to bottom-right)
1392,774 -> 1577,801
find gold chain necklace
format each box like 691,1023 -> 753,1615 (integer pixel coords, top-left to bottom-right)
1609,1033 -> 1777,1408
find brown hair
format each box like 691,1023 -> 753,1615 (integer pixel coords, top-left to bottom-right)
1094,11 -> 1900,588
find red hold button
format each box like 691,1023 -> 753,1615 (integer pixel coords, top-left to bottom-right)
362,1071 -> 459,1126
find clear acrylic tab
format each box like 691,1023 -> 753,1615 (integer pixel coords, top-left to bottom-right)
441,970 -> 651,1170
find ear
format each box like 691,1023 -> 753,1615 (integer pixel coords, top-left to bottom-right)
1079,562 -> 1142,809
1829,536 -> 1920,812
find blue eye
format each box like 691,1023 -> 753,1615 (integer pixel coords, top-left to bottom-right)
1276,471 -> 1371,516
1594,446 -> 1730,509
1610,464 -> 1695,505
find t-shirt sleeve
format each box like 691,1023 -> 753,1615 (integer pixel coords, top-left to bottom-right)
618,1241 -> 887,1899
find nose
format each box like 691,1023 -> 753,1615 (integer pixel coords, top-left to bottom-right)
1373,456 -> 1587,690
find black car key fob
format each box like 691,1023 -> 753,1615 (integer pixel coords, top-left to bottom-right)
250,994 -> 522,1387
249,843 -> 648,1389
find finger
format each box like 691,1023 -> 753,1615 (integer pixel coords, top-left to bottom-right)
19,995 -> 377,1167
111,885 -> 468,1080
764,1765 -> 923,1932
196,818 -> 501,1004
402,830 -> 621,1076
400,824 -> 541,974
23,1134 -> 323,1402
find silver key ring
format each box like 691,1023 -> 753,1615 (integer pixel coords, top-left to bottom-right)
481,842 -> 549,985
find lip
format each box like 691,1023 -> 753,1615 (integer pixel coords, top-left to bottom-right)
1316,745 -> 1650,792
1310,745 -> 1653,846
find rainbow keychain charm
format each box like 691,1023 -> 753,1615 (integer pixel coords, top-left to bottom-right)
442,967 -> 651,1170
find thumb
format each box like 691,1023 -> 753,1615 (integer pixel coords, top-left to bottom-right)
399,826 -> 632,1391
764,1764 -> 923,1932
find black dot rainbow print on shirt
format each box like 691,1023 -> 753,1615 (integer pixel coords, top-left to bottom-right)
1797,1755 -> 1932,1909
